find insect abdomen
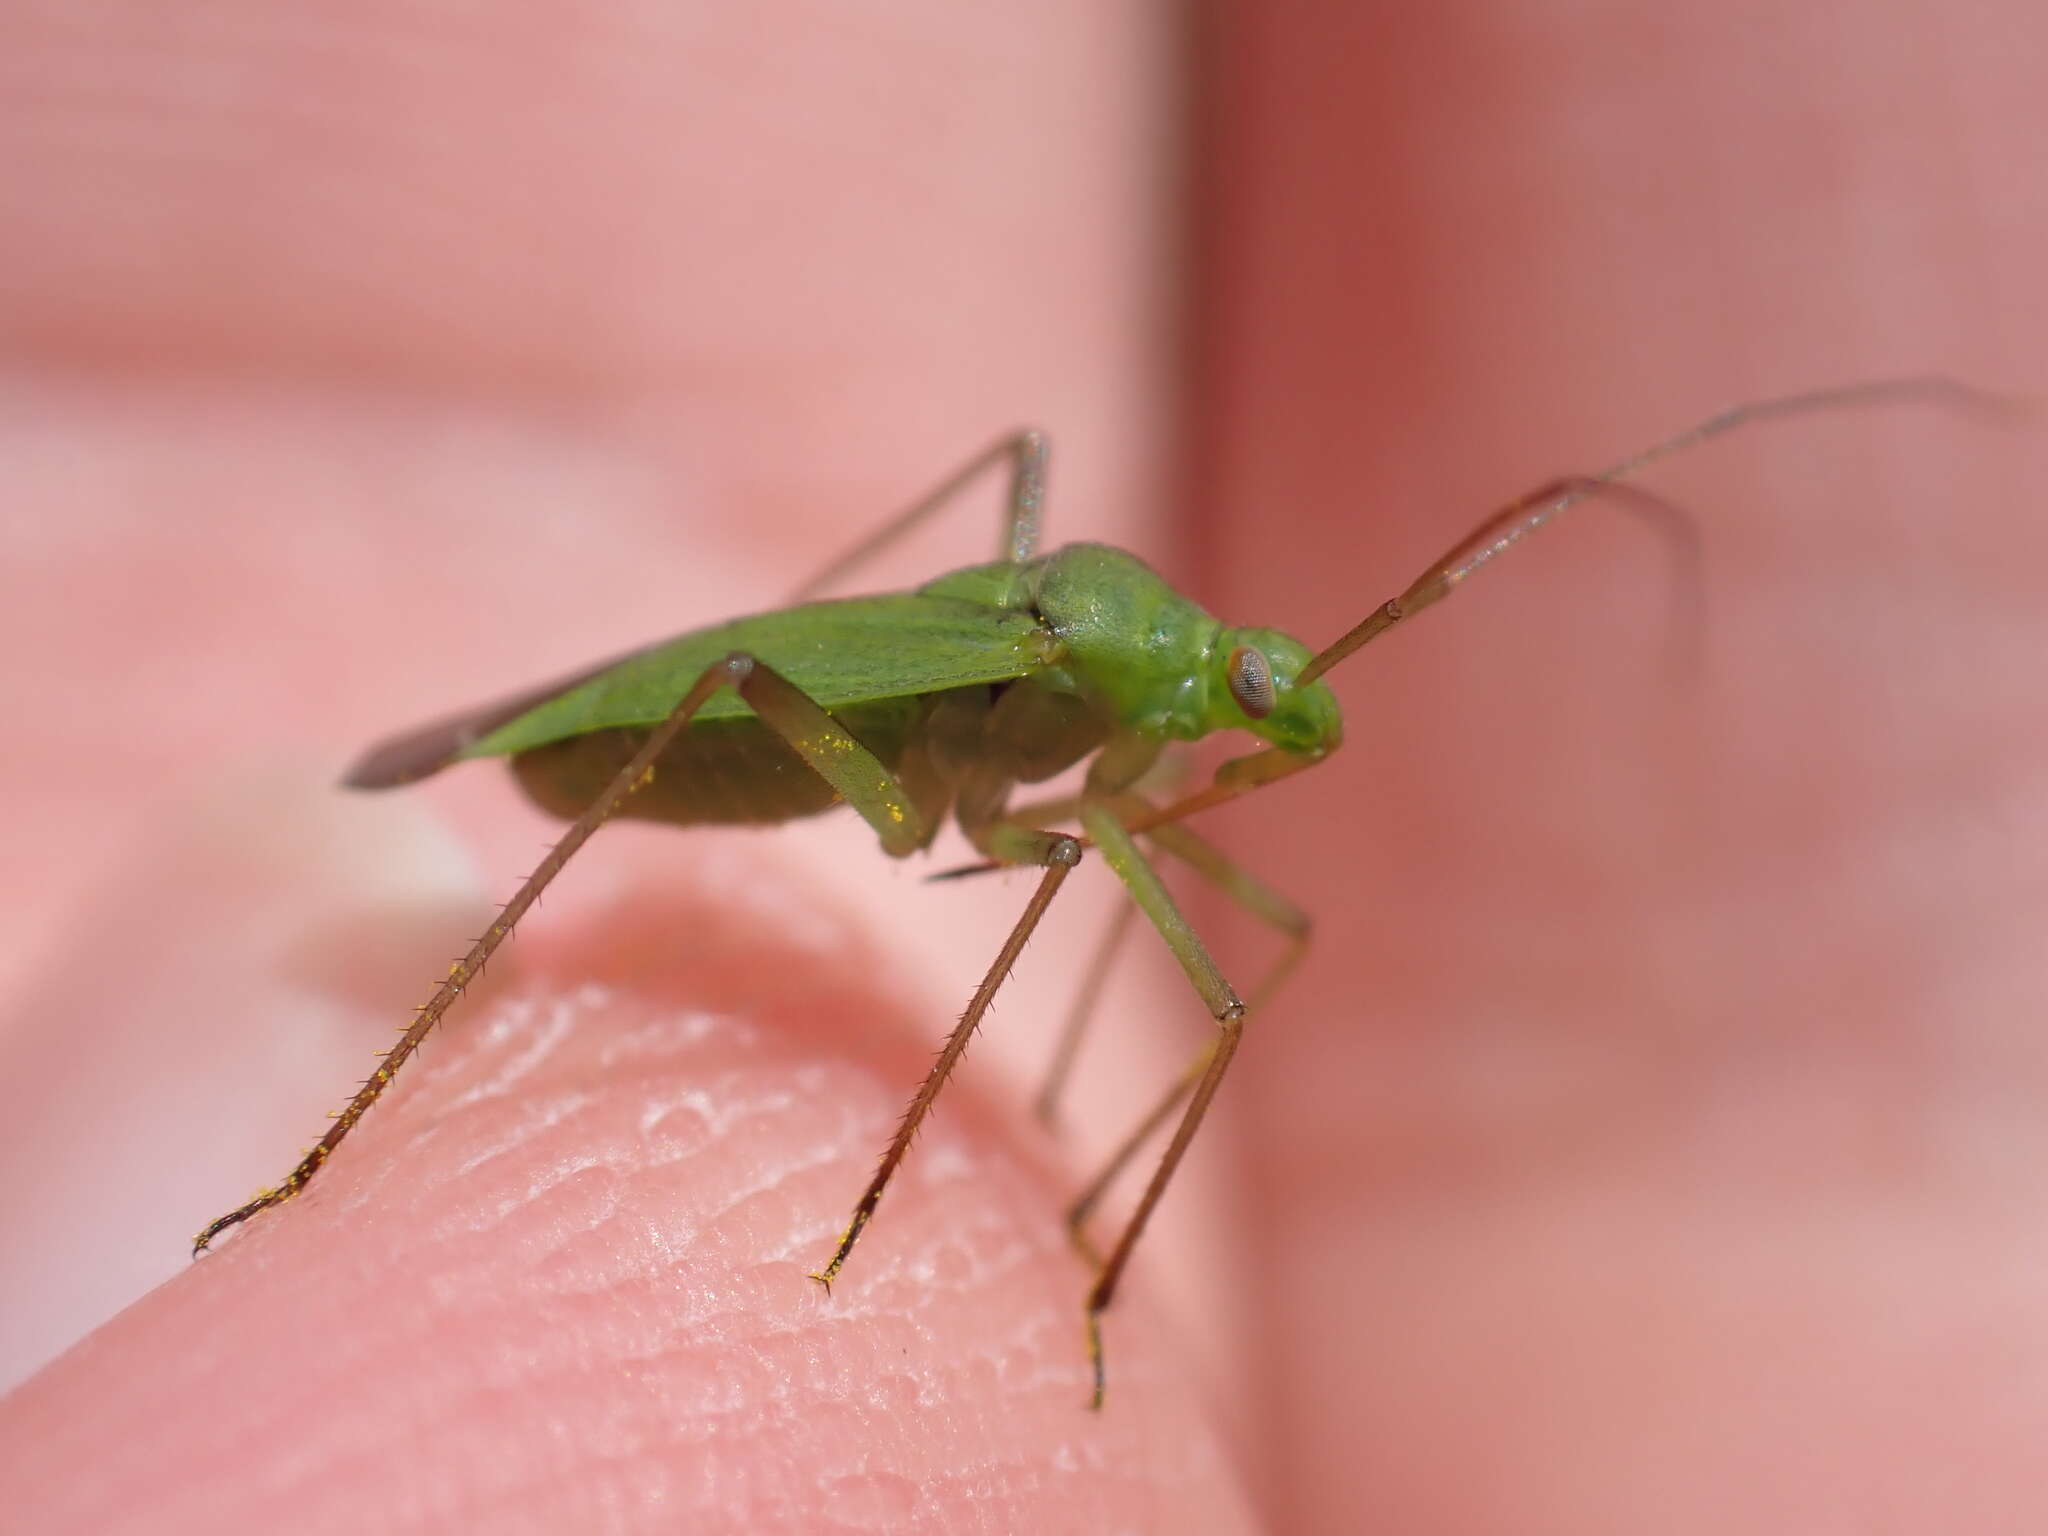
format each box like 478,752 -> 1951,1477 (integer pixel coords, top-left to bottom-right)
509,696 -> 924,829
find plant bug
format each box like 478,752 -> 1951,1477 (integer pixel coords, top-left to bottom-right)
192,377 -> 2006,1407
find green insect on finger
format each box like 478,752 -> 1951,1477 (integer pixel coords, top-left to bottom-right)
196,375 -> 2015,1407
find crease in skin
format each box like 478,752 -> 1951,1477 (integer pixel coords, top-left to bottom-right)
440,984 -> 615,1110
605,1008 -> 746,1074
374,993 -> 759,1220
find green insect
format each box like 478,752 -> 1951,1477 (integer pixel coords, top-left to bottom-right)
193,377 -> 1992,1407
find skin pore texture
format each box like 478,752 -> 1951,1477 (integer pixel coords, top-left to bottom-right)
2,5 -> 2046,1533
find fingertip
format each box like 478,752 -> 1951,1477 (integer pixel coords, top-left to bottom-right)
2,867 -> 1258,1532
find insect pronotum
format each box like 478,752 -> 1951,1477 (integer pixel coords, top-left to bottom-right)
193,377 -> 2003,1407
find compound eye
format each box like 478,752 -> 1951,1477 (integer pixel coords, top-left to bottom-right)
1226,645 -> 1275,720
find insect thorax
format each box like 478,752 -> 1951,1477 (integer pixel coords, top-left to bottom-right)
1028,543 -> 1228,741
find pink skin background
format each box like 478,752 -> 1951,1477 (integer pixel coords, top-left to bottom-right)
2,3 -> 2046,1532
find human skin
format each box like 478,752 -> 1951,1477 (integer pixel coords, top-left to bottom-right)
3,3 -> 2047,1534
1205,5 -> 2048,1531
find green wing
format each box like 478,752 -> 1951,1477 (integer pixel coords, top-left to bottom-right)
461,593 -> 1045,760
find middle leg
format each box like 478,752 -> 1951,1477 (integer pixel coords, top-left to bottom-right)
1061,802 -> 1313,1256
809,814 -> 1085,1291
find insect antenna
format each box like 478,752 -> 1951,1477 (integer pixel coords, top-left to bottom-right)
1298,376 -> 2022,686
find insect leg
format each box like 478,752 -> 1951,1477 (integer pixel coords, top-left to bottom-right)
1117,742 -> 1323,843
1062,806 -> 1311,1263
1069,799 -> 1249,1409
718,659 -> 935,857
1138,813 -> 1311,1018
1030,767 -> 1296,1128
194,652 -> 939,1256
193,653 -> 764,1254
1033,899 -> 1139,1128
787,428 -> 1050,601
808,823 -> 1083,1292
